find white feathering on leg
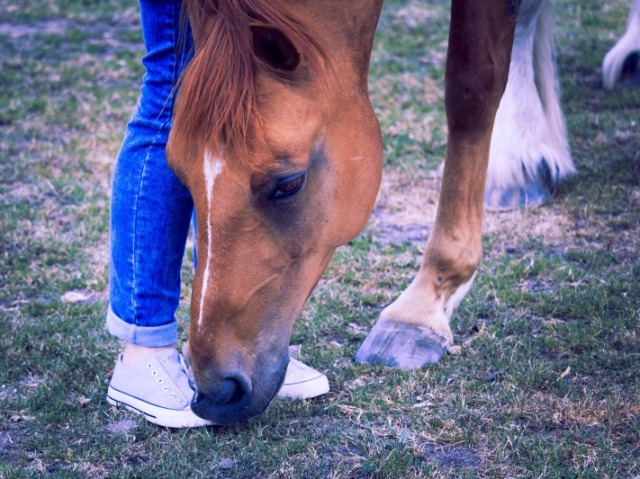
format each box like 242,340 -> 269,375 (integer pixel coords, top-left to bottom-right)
488,0 -> 573,196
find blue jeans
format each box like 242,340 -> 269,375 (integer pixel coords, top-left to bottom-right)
107,0 -> 193,347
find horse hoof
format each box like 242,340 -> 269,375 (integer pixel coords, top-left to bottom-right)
355,318 -> 447,369
621,50 -> 640,87
485,157 -> 556,210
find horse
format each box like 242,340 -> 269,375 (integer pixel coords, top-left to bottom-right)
163,0 -> 605,425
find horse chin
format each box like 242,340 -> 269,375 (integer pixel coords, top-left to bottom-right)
189,353 -> 288,425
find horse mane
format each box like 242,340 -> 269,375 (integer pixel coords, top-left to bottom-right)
170,0 -> 327,168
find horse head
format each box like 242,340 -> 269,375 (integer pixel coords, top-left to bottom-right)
167,0 -> 383,424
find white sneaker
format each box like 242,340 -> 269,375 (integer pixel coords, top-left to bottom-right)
276,357 -> 330,400
107,349 -> 215,428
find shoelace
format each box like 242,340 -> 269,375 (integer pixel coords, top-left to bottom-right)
147,360 -> 183,406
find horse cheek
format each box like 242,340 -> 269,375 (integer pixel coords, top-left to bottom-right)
327,109 -> 383,246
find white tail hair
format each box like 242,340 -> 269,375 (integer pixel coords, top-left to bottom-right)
533,0 -> 574,180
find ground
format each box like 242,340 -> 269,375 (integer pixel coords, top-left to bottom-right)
0,0 -> 638,478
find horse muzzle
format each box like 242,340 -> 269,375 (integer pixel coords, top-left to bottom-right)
188,355 -> 288,424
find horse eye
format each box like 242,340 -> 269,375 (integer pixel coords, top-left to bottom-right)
270,173 -> 306,200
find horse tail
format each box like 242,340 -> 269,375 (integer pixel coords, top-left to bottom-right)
169,0 -> 326,168
533,0 -> 574,179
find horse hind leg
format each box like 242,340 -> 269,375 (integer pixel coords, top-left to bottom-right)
603,0 -> 640,89
485,0 -> 574,210
356,0 -> 520,368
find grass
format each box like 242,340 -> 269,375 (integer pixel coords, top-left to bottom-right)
1,0 -> 639,477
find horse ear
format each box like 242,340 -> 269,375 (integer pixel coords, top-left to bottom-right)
250,25 -> 301,72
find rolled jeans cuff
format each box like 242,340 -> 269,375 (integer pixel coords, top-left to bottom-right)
106,306 -> 178,348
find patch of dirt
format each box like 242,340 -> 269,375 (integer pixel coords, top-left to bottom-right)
415,442 -> 483,468
46,460 -> 71,474
366,168 -> 576,253
105,419 -> 137,436
0,15 -> 142,54
0,375 -> 45,401
0,427 -> 24,465
365,169 -> 438,245
0,19 -> 70,38
0,385 -> 18,401
393,3 -> 440,29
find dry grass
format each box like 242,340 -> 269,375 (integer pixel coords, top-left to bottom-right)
0,0 -> 638,478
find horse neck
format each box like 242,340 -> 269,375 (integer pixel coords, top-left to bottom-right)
288,0 -> 383,84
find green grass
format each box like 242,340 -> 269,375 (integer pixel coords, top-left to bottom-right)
1,0 -> 639,477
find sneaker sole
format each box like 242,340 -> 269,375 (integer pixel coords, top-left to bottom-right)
276,374 -> 330,400
107,386 -> 215,428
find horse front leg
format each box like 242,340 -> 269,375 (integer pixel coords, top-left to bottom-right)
356,0 -> 521,368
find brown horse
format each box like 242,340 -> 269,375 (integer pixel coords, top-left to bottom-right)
167,0 -> 520,424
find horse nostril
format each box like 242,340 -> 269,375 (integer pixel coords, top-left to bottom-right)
194,372 -> 252,407
217,375 -> 250,404
190,371 -> 254,423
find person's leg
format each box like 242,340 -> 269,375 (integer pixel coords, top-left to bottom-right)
107,0 -> 192,357
106,0 -> 214,428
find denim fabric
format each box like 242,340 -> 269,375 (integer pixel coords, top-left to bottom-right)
107,0 -> 194,348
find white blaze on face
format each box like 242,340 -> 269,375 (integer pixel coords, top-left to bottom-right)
198,151 -> 224,328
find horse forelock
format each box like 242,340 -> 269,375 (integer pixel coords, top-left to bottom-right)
171,0 -> 328,170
